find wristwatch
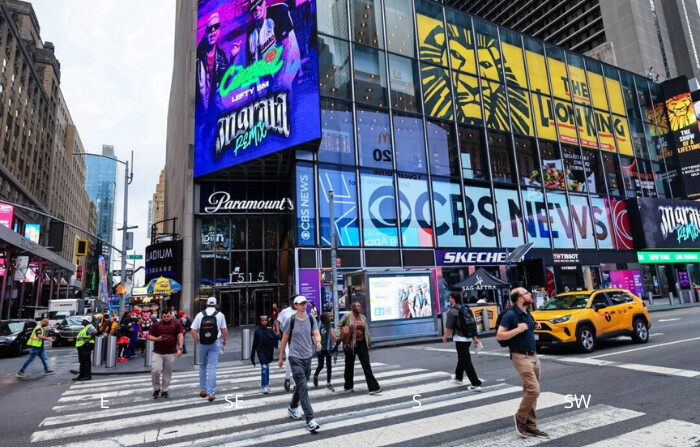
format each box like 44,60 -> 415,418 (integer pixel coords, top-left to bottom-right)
177,347 -> 182,351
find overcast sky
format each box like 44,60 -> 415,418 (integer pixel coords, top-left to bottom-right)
30,1 -> 176,287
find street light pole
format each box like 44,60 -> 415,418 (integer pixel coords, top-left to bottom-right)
118,156 -> 130,316
329,190 -> 339,329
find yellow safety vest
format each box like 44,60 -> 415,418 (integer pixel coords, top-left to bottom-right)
75,324 -> 95,348
27,323 -> 43,348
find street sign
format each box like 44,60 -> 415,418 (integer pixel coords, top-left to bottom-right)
112,269 -> 134,276
128,254 -> 143,260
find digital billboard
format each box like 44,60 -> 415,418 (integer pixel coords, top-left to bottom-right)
368,274 -> 433,322
195,0 -> 321,177
0,202 -> 14,228
24,223 -> 40,244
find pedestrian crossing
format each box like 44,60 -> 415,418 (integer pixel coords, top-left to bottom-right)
28,360 -> 700,447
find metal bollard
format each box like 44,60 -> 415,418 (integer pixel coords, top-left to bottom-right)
144,339 -> 154,367
647,290 -> 654,306
669,292 -> 675,306
105,335 -> 117,368
241,328 -> 251,360
481,309 -> 490,331
92,336 -> 105,366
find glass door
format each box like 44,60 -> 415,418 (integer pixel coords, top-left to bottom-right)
251,288 -> 274,324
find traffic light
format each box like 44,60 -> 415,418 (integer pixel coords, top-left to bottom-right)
75,239 -> 88,256
76,265 -> 83,281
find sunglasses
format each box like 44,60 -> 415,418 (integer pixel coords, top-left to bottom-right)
206,23 -> 220,33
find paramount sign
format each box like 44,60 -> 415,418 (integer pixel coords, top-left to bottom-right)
204,191 -> 294,214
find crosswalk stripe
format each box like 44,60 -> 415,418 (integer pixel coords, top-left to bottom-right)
57,363 -> 398,403
32,369 -> 447,442
62,362 -> 387,395
584,419 -> 700,446
225,391 -> 567,447
42,367 -> 420,426
452,405 -> 644,447
50,384 -> 521,447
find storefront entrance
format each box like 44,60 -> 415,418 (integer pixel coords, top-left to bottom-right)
219,287 -> 276,327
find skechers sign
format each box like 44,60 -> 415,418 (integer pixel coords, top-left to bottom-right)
438,250 -> 511,266
626,198 -> 700,249
194,0 -> 320,177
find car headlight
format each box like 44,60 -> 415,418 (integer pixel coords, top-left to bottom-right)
549,315 -> 572,324
3,335 -> 17,343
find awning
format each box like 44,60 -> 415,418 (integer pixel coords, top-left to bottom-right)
0,224 -> 75,272
451,267 -> 510,291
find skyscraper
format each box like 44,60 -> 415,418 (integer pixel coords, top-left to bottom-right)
84,145 -> 117,265
440,0 -> 700,81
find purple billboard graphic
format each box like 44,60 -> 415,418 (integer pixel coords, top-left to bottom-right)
195,0 -> 320,177
609,270 -> 644,297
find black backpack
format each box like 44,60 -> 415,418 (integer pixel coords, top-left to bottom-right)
457,305 -> 478,338
198,310 -> 219,345
497,309 -> 524,348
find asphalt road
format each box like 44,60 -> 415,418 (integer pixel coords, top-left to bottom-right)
1,306 -> 698,447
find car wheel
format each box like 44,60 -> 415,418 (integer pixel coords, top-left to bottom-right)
631,318 -> 649,344
576,325 -> 596,353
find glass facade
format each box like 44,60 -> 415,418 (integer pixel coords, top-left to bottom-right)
296,0 -> 669,252
84,156 -> 117,251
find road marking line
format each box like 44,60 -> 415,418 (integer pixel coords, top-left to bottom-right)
454,405 -> 644,447
587,336 -> 700,359
657,318 -> 680,322
238,392 -> 567,447
33,370 -> 447,442
584,419 -> 700,446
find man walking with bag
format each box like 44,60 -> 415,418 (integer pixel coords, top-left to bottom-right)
336,301 -> 381,394
148,309 -> 184,399
16,318 -> 55,378
497,287 -> 548,439
442,291 -> 482,390
191,297 -> 228,401
277,295 -> 322,432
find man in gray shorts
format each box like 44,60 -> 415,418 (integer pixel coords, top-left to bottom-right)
278,295 -> 322,432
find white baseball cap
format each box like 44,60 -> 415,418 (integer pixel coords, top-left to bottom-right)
206,297 -> 217,306
293,295 -> 308,304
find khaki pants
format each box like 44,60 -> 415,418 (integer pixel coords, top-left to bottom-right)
152,353 -> 176,392
511,352 -> 541,430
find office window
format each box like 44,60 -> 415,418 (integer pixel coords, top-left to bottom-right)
389,54 -> 421,113
351,0 -> 384,49
353,44 -> 388,108
384,0 -> 415,57
318,35 -> 351,99
394,113 -> 426,173
317,0 -> 349,40
428,120 -> 460,178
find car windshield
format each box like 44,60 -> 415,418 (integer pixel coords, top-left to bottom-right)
541,294 -> 590,310
0,322 -> 24,335
63,317 -> 85,326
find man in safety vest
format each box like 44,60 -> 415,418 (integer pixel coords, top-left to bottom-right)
16,318 -> 55,378
74,317 -> 97,381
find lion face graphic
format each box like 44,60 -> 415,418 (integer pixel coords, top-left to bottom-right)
419,19 -> 530,135
665,93 -> 695,131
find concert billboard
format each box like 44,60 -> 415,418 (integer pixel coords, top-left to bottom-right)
194,0 -> 321,177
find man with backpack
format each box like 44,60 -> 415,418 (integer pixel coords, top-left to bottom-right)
190,297 -> 228,401
497,287 -> 548,440
277,295 -> 322,432
274,300 -> 297,391
442,291 -> 482,391
148,309 -> 184,399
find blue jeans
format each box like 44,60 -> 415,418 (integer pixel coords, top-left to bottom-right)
289,356 -> 314,423
261,363 -> 269,387
198,339 -> 220,396
19,346 -> 50,373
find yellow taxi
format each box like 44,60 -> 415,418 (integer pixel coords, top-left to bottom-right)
531,288 -> 651,353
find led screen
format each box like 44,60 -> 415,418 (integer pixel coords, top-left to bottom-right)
368,274 -> 433,322
195,0 -> 321,177
24,223 -> 40,244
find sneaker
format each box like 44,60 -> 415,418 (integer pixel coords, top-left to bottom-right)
514,415 -> 528,438
160,391 -> 169,399
16,372 -> 26,378
466,385 -> 482,392
307,419 -> 320,432
527,428 -> 550,439
343,388 -> 354,393
200,391 -> 208,398
44,370 -> 55,375
325,384 -> 335,392
284,378 -> 291,392
153,389 -> 160,399
208,395 -> 216,402
313,374 -> 319,388
262,386 -> 270,394
369,387 -> 382,395
288,406 -> 302,420
450,374 -> 463,385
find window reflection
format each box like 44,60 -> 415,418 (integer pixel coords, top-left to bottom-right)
351,0 -> 384,48
357,107 -> 392,169
487,132 -> 515,184
459,126 -> 488,181
384,0 -> 415,57
317,0 -> 349,40
515,137 -> 541,187
539,141 -> 566,190
428,120 -> 460,178
394,114 -> 426,173
319,99 -> 355,165
353,45 -> 388,108
318,36 -> 351,99
389,54 -> 421,113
